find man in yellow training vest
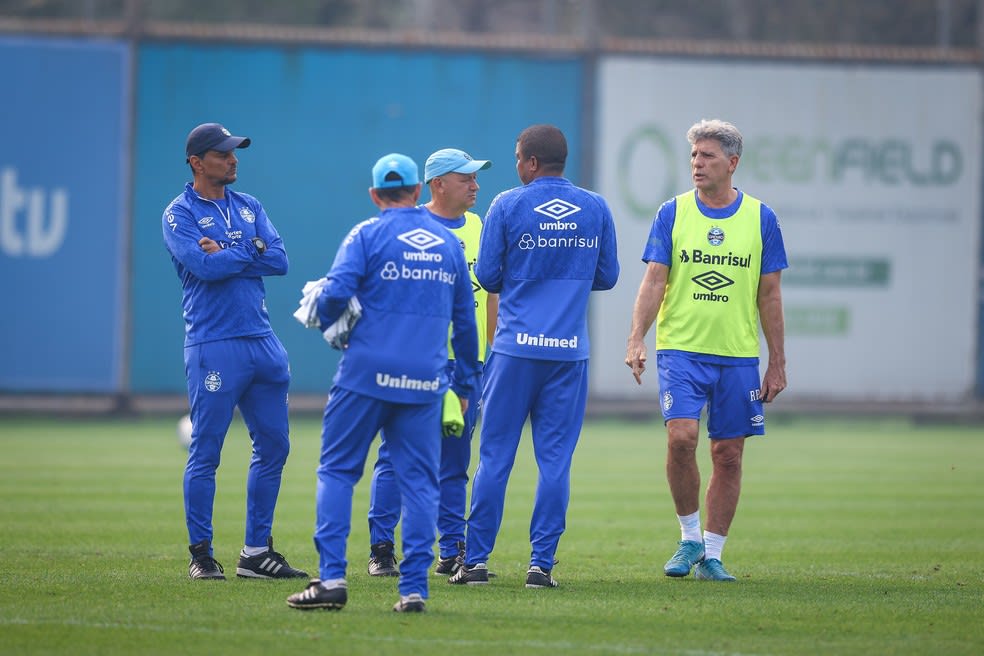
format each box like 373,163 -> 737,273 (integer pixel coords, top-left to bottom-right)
625,119 -> 788,582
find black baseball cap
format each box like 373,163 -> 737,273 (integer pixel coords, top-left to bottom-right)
185,123 -> 251,160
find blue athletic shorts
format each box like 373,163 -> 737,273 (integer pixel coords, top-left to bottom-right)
656,352 -> 765,439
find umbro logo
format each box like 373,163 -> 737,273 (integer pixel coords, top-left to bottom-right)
533,198 -> 581,220
397,228 -> 445,251
691,270 -> 734,292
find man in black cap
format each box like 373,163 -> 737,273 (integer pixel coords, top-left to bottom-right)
162,122 -> 308,582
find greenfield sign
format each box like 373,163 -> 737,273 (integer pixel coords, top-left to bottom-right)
592,58 -> 980,402
616,130 -> 963,222
741,138 -> 962,186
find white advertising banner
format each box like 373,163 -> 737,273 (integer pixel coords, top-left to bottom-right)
592,58 -> 981,403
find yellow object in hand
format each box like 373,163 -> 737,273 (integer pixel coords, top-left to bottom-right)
442,389 -> 465,437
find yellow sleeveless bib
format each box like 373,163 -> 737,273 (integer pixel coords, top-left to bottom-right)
657,192 -> 763,358
447,210 -> 490,362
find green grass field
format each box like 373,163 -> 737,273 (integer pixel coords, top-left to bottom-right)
0,414 -> 981,655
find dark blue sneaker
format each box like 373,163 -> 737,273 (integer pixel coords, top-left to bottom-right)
664,540 -> 705,577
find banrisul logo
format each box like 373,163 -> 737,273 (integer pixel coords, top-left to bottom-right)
683,249 -> 751,268
398,228 -> 445,262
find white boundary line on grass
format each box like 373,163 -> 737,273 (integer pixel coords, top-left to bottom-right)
1,617 -> 760,656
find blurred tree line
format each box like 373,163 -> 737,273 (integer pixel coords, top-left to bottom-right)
1,0 -> 980,49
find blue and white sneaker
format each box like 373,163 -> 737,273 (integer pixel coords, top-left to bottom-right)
663,540 -> 705,577
694,558 -> 737,582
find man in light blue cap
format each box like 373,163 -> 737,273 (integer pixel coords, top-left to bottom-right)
423,147 -> 492,180
365,147 -> 497,579
287,152 -> 480,613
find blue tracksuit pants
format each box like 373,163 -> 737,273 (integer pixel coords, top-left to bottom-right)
183,334 -> 290,550
464,352 -> 588,571
368,364 -> 482,559
314,386 -> 441,598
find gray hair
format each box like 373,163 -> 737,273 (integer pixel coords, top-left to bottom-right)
687,119 -> 743,158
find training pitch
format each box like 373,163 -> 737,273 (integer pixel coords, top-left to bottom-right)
0,414 -> 981,655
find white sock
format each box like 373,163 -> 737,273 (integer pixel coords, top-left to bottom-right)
703,531 -> 727,561
678,511 -> 702,543
320,578 -> 347,590
242,545 -> 267,557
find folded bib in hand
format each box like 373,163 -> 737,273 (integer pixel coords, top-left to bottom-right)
442,389 -> 465,437
322,296 -> 362,350
292,278 -> 328,328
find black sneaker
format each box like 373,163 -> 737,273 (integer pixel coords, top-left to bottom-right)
236,537 -> 308,579
368,541 -> 399,577
286,579 -> 347,611
392,592 -> 426,613
188,539 -> 225,580
448,562 -> 489,585
525,565 -> 559,588
434,541 -> 465,576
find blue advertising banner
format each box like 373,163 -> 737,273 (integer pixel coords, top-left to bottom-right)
0,37 -> 130,392
132,44 -> 582,394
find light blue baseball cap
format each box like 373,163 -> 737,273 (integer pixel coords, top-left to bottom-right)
424,148 -> 492,183
372,153 -> 420,189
